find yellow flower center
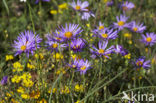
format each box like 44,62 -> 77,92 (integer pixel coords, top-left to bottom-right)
98,49 -> 104,54
102,33 -> 108,38
99,26 -> 104,30
64,32 -> 73,38
146,37 -> 152,42
133,27 -> 138,32
136,61 -> 143,66
52,43 -> 58,48
21,45 -> 26,51
80,66 -> 86,70
118,21 -> 125,26
75,5 -> 81,10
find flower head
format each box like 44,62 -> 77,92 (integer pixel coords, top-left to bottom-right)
134,56 -> 151,70
69,0 -> 89,11
90,41 -> 114,57
81,8 -> 95,21
1,76 -> 8,85
57,23 -> 83,41
121,1 -> 135,11
13,30 -> 42,57
129,21 -> 146,33
45,34 -> 66,52
113,14 -> 129,30
77,59 -> 91,75
114,45 -> 128,56
70,38 -> 86,52
96,28 -> 118,41
141,32 -> 156,46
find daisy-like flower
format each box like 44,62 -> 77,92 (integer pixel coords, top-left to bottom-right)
46,40 -> 66,52
13,30 -> 42,56
121,1 -> 135,11
90,41 -> 114,58
69,58 -> 79,68
77,59 -> 91,75
35,0 -> 50,4
69,0 -> 89,11
114,45 -> 128,56
96,28 -> 118,41
57,23 -> 83,41
129,21 -> 146,33
113,14 -> 129,30
1,76 -> 8,85
81,11 -> 95,21
141,32 -> 156,46
70,38 -> 85,52
98,22 -> 105,31
134,56 -> 151,70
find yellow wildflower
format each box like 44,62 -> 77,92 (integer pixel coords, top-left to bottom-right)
21,93 -> 30,99
30,90 -> 40,99
37,99 -> 47,103
58,3 -> 68,10
124,33 -> 132,39
13,62 -> 23,72
17,87 -> 25,93
50,10 -> 57,15
5,55 -> 14,61
48,88 -> 57,94
124,53 -> 131,59
27,63 -> 35,69
11,75 -> 21,83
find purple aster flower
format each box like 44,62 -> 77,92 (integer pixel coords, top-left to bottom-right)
121,1 -> 135,11
107,0 -> 114,6
69,0 -> 89,11
57,23 -> 83,41
81,11 -> 95,21
90,41 -> 114,58
114,45 -> 128,56
1,76 -> 8,85
96,28 -> 118,41
113,14 -> 130,30
13,30 -> 42,57
97,22 -> 105,31
70,38 -> 85,52
129,21 -> 146,33
35,0 -> 50,4
69,58 -> 79,68
141,32 -> 156,46
45,40 -> 66,52
77,59 -> 91,75
134,56 -> 151,70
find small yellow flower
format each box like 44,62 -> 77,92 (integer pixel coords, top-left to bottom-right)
75,84 -> 84,92
128,40 -> 132,45
21,93 -> 30,99
53,53 -> 63,60
5,55 -> 14,61
124,53 -> 131,59
30,90 -> 40,99
37,99 -> 47,103
11,98 -> 19,103
11,75 -> 21,83
86,23 -> 90,28
48,88 -> 57,94
13,62 -> 23,72
17,87 -> 25,93
27,63 -> 35,69
58,3 -> 68,10
50,10 -> 57,15
124,33 -> 132,39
